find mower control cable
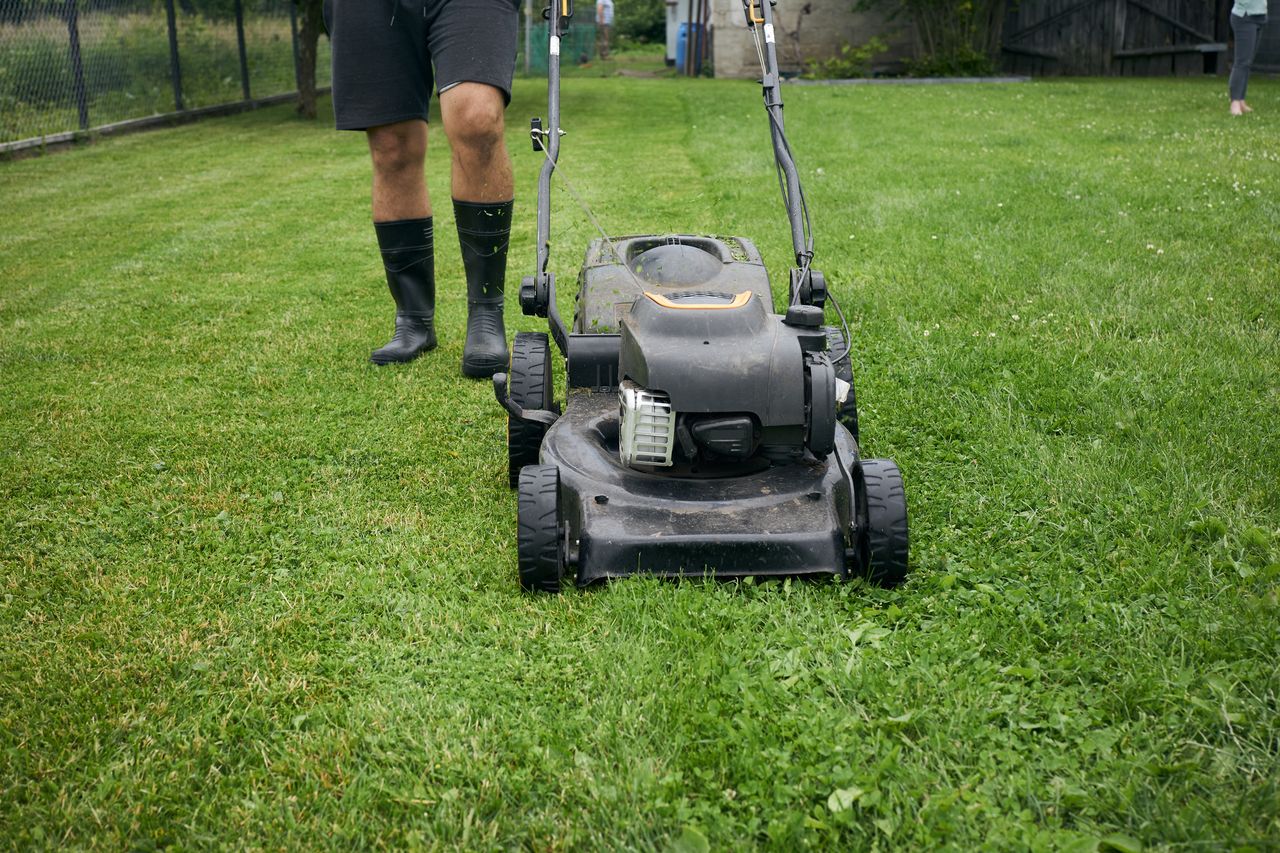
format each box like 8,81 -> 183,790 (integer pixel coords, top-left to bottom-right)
745,0 -> 853,365
531,0 -> 648,299
531,125 -> 647,294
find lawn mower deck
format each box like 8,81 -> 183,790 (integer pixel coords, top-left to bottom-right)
537,382 -> 860,587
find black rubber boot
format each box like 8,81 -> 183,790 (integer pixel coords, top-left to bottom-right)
455,198 -> 513,378
371,218 -> 437,365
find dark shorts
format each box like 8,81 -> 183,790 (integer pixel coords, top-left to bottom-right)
324,0 -> 519,131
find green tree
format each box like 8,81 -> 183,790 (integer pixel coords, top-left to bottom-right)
614,0 -> 664,44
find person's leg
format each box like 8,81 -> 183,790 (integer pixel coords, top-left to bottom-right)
439,84 -> 513,203
598,23 -> 610,60
368,120 -> 430,221
440,83 -> 514,377
1229,14 -> 1260,113
425,0 -> 518,377
328,0 -> 438,364
367,120 -> 438,364
1241,16 -> 1265,112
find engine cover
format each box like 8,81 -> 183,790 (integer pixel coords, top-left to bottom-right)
619,290 -> 820,460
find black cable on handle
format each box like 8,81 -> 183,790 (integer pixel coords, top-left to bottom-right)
743,0 -> 851,362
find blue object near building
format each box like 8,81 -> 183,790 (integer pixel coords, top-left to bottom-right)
676,22 -> 706,75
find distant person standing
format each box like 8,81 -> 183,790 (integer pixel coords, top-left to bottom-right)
596,0 -> 614,60
1229,0 -> 1270,115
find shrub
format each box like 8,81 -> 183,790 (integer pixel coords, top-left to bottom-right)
614,0 -> 664,44
802,35 -> 889,79
857,0 -> 1006,77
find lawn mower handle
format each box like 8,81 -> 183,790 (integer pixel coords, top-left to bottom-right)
743,0 -> 811,273
529,0 -> 819,312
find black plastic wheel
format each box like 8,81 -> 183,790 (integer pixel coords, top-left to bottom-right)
860,458 -> 909,587
507,332 -> 554,488
824,326 -> 859,443
516,464 -> 564,594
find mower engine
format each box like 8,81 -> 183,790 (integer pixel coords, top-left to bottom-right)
617,289 -> 846,472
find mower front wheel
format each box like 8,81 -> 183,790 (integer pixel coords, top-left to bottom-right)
507,332 -> 555,488
859,458 -> 909,588
517,464 -> 564,594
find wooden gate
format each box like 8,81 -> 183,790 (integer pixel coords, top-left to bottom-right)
1001,0 -> 1232,76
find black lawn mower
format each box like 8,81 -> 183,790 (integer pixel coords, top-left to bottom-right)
492,0 -> 909,593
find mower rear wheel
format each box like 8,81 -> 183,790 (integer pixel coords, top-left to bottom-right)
860,458 -> 909,587
507,332 -> 554,488
517,464 -> 564,594
825,327 -> 859,443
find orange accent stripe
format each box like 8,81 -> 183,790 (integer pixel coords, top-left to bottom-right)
644,291 -> 752,310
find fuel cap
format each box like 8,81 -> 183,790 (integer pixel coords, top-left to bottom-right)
783,304 -> 824,328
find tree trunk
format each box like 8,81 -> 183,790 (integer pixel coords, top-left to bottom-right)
296,0 -> 323,119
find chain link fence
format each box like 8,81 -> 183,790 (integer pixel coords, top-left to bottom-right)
1,0 -> 330,151
520,21 -> 598,74
1,1 -> 615,153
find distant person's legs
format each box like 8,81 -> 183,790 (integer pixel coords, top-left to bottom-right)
598,23 -> 611,60
1229,13 -> 1265,115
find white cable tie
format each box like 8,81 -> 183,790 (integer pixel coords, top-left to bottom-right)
834,378 -> 850,405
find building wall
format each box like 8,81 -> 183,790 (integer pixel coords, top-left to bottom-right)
709,0 -> 910,79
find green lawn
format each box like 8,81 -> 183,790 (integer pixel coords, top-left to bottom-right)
1,75 -> 1278,850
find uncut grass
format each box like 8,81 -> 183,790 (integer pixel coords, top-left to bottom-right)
0,12 -> 330,142
1,76 -> 1278,849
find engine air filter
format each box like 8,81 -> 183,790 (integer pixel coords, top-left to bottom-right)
619,380 -> 676,468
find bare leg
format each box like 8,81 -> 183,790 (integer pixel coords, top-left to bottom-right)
367,119 -> 430,221
439,83 -> 513,203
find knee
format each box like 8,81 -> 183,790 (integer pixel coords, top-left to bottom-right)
445,96 -> 505,158
368,123 -> 426,177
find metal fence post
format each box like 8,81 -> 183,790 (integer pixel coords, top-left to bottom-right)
235,0 -> 251,100
164,0 -> 184,111
289,1 -> 302,94
64,0 -> 90,130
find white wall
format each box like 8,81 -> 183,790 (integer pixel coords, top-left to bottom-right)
710,0 -> 909,79
665,0 -> 687,64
